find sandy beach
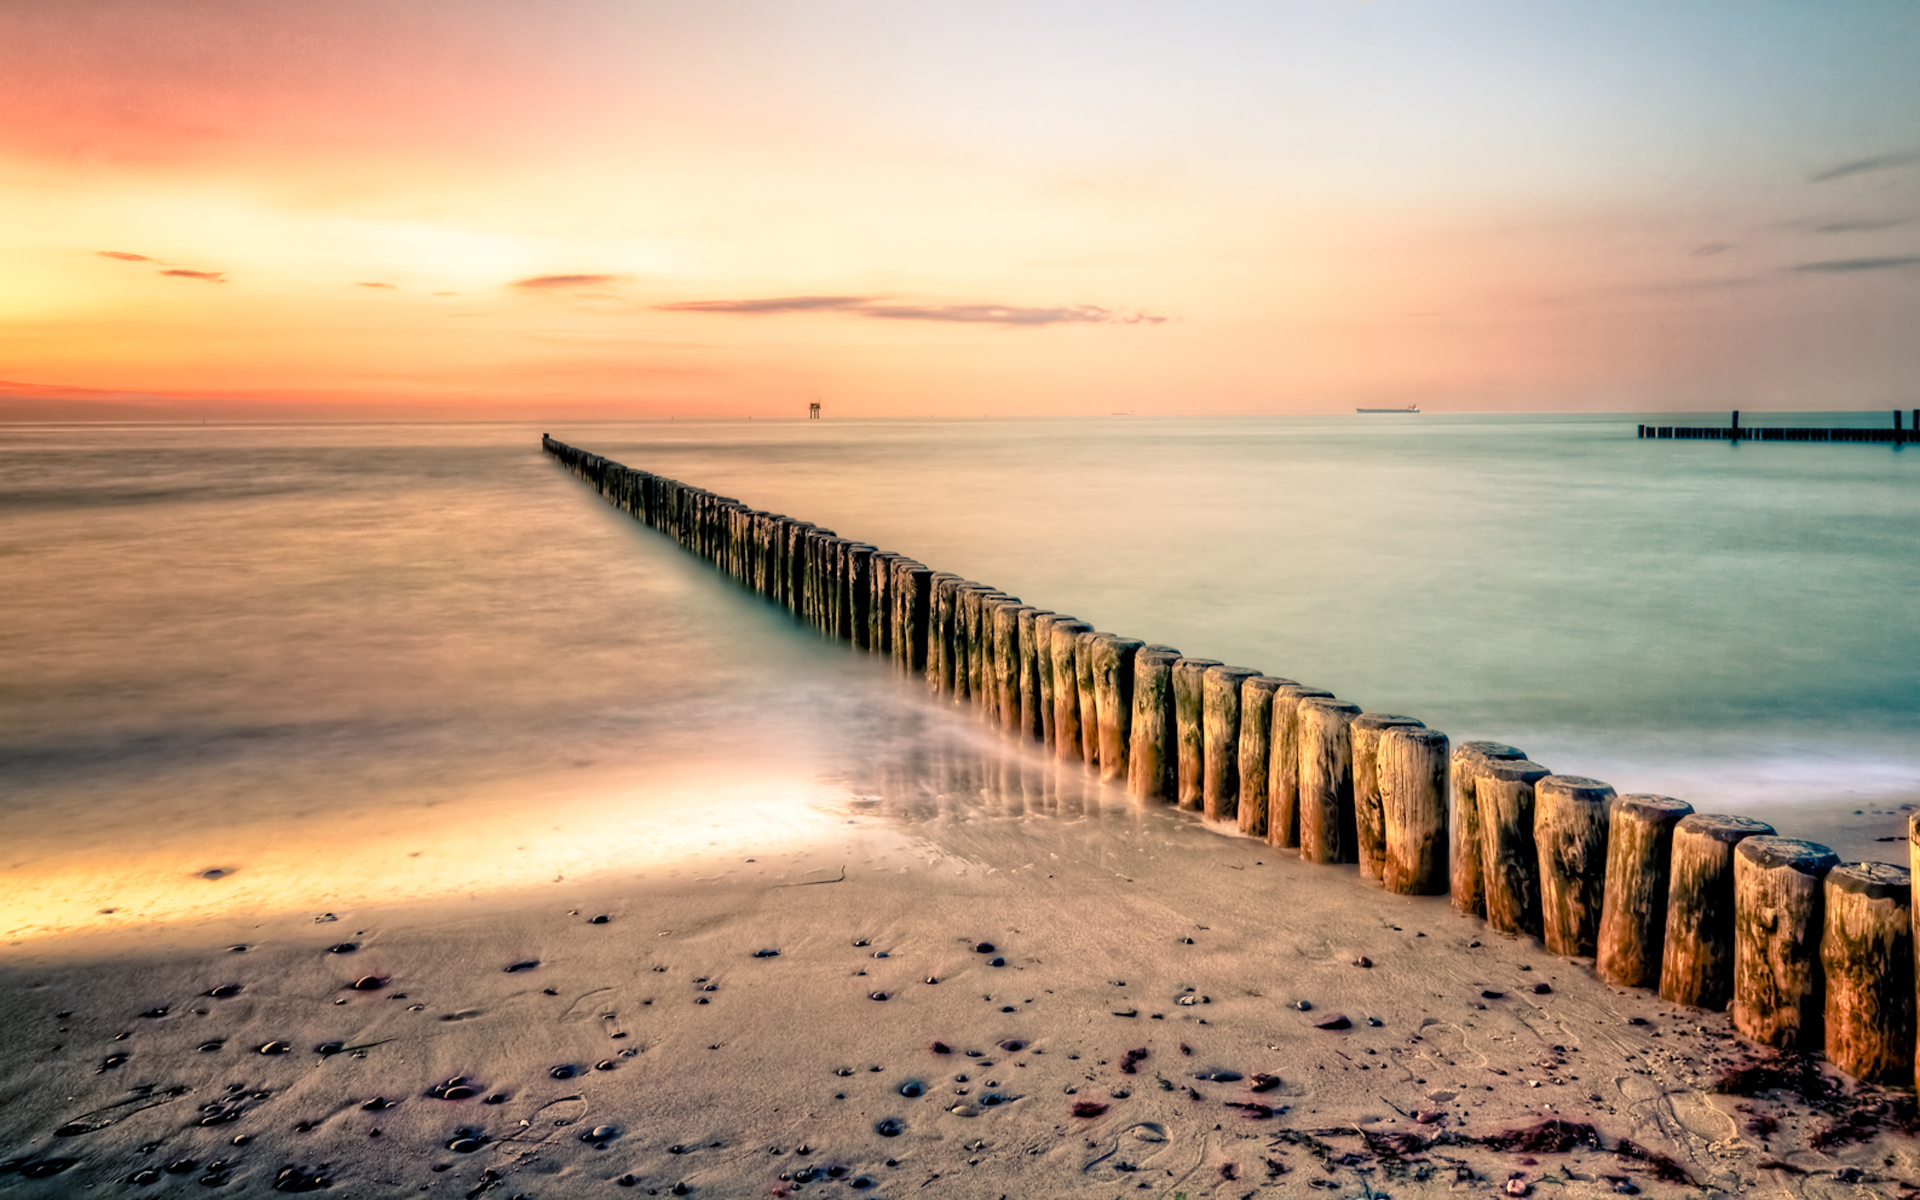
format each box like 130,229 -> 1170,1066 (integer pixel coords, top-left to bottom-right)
4,731 -> 1915,1198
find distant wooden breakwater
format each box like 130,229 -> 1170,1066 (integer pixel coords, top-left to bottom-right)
1641,409 -> 1917,444
543,434 -> 1918,1087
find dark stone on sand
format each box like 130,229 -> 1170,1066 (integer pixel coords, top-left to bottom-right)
227,945 -> 248,953
1482,990 -> 1505,999
328,943 -> 357,954
752,949 -> 779,957
362,1098 -> 393,1110
876,1118 -> 905,1136
1250,1073 -> 1281,1092
140,1006 -> 168,1018
272,1165 -> 330,1192
584,1125 -> 618,1143
870,992 -> 889,1001
201,869 -> 228,880
1071,1101 -> 1109,1118
589,915 -> 610,924
166,1159 -> 198,1173
989,957 -> 1005,967
931,1042 -> 952,1054
131,1168 -> 162,1184
18,1159 -> 77,1179
349,976 -> 384,991
504,960 -> 540,973
206,984 -> 243,998
1294,1001 -> 1312,1011
595,1060 -> 617,1071
1353,957 -> 1372,968
484,1094 -> 507,1104
899,1081 -> 924,1096
1000,1005 -> 1014,1012
258,1041 -> 290,1055
313,1042 -> 342,1056
1112,1009 -> 1139,1017
617,1175 -> 636,1187
100,1053 -> 129,1070
1313,1014 -> 1352,1030
550,1065 -> 577,1079
1533,983 -> 1553,994
1367,1017 -> 1383,1027
1198,1070 -> 1242,1081
975,942 -> 995,953
446,1135 -> 485,1153
199,1041 -> 225,1052
998,1040 -> 1024,1051
925,976 -> 938,984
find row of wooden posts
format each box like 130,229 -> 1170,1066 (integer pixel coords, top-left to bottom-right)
543,435 -> 1918,1087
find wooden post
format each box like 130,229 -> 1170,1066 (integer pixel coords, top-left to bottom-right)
1449,742 -> 1525,917
1126,647 -> 1181,804
1733,835 -> 1839,1050
993,602 -> 1033,733
1235,676 -> 1292,839
1092,636 -> 1144,780
1594,795 -> 1694,988
1033,613 -> 1062,748
1298,697 -> 1363,864
1074,629 -> 1102,768
1351,713 -> 1426,882
1201,665 -> 1261,823
1267,684 -> 1333,850
929,574 -> 962,694
1660,813 -> 1775,1009
1821,862 -> 1914,1084
1017,608 -> 1053,742
1050,620 -> 1093,761
1475,758 -> 1552,937
870,551 -> 897,655
847,545 -> 874,649
1377,726 -> 1450,896
1170,657 -> 1221,812
903,565 -> 932,675
1534,775 -> 1618,957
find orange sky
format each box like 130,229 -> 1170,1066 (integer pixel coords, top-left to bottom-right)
3,0 -> 1917,418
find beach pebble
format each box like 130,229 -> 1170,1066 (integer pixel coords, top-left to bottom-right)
875,1117 -> 905,1136
130,1168 -> 161,1184
583,1124 -> 618,1143
447,1135 -> 485,1153
484,1094 -> 508,1104
1294,1001 -> 1312,1011
931,1042 -> 952,1054
504,960 -> 539,973
206,983 -> 243,998
752,948 -> 779,957
199,1041 -> 225,1053
1481,990 -> 1504,999
1353,957 -> 1372,968
1312,1014 -> 1352,1031
274,1165 -> 329,1191
974,942 -> 995,953
140,1006 -> 169,1019
258,1041 -> 290,1055
313,1041 -> 343,1056
99,1054 -> 128,1071
349,976 -> 384,991
1367,1017 -> 1383,1027
1533,983 -> 1553,994
924,976 -> 938,984
595,1060 -> 617,1071
165,1159 -> 198,1174
1071,1101 -> 1109,1118
1506,1176 -> 1531,1196
315,913 -> 337,923
362,1097 -> 393,1111
589,914 -> 610,924
328,943 -> 357,954
949,1103 -> 980,1117
869,991 -> 889,1001
550,1065 -> 577,1079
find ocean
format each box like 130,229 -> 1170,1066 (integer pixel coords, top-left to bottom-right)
4,414 -> 1915,940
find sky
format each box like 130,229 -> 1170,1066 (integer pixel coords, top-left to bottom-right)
2,0 -> 1917,418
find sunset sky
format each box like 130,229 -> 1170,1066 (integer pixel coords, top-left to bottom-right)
3,0 -> 1917,418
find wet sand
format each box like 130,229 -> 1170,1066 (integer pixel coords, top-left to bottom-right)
3,739 -> 1916,1198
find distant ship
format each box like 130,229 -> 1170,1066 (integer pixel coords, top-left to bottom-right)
1356,405 -> 1419,413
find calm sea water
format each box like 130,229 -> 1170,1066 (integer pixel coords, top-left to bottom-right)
3,415 -> 1915,936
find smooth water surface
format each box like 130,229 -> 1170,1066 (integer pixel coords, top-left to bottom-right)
3,416 -> 1914,937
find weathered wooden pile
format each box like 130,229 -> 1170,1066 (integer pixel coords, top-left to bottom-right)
544,434 -> 1918,1087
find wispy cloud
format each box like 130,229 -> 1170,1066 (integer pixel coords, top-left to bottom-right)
97,250 -> 157,263
1809,217 -> 1907,234
354,281 -> 396,289
1691,242 -> 1735,257
510,273 -> 630,291
1786,255 -> 1920,273
159,268 -> 226,282
657,295 -> 1167,326
1808,149 -> 1920,183
660,295 -> 871,315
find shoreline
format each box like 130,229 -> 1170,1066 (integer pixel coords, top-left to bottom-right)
5,763 -> 1917,1197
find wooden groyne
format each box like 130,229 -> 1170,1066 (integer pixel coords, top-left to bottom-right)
1640,409 -> 1917,444
542,433 -> 1917,1087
